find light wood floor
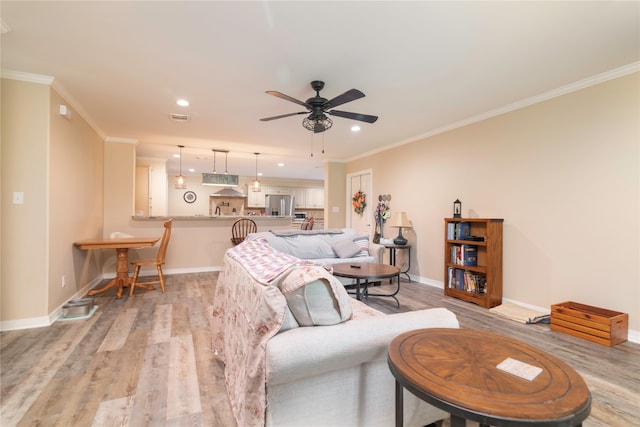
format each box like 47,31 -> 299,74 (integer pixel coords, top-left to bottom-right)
1,273 -> 639,426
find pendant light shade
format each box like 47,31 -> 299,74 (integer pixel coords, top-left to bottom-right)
175,145 -> 186,189
252,153 -> 261,192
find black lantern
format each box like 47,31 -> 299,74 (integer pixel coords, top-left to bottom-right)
453,199 -> 462,218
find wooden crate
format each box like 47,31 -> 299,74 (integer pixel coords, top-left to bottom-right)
551,301 -> 628,346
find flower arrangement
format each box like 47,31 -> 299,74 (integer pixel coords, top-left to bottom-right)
376,200 -> 390,225
352,191 -> 366,215
373,194 -> 391,243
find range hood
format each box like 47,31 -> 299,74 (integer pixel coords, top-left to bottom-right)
211,187 -> 246,198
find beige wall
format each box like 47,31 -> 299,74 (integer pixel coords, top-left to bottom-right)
347,73 -> 640,333
1,78 -> 104,324
1,79 -> 49,321
49,88 -> 104,313
325,161 -> 347,229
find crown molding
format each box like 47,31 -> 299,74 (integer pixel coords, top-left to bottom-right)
1,69 -> 54,84
105,137 -> 139,145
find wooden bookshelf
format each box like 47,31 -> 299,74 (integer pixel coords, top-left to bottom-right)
444,218 -> 503,308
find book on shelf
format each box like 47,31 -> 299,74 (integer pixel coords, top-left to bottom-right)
462,245 -> 477,266
450,244 -> 478,266
462,271 -> 487,294
447,267 -> 465,290
447,221 -> 472,240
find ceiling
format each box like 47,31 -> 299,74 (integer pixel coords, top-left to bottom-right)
1,1 -> 638,181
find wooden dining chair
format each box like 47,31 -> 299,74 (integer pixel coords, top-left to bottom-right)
231,218 -> 257,246
301,217 -> 315,230
129,219 -> 172,296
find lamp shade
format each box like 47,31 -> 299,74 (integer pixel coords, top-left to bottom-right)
388,211 -> 411,228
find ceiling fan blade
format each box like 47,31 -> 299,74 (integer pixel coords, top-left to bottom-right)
260,111 -> 307,121
266,91 -> 310,108
327,110 -> 379,124
323,89 -> 365,110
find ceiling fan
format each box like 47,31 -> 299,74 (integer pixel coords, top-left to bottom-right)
260,80 -> 378,133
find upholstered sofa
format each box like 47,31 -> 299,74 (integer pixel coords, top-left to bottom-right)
212,237 -> 460,427
246,228 -> 384,286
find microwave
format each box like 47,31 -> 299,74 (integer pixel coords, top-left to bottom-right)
293,212 -> 307,221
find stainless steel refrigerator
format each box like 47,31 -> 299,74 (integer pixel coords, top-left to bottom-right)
265,194 -> 295,216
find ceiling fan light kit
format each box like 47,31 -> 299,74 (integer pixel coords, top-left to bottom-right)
302,116 -> 333,132
261,80 -> 378,134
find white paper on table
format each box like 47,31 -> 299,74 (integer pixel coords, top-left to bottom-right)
496,357 -> 542,381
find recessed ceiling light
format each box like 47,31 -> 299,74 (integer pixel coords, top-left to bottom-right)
188,168 -> 195,172
351,125 -> 361,132
258,172 -> 263,177
278,162 -> 284,167
176,99 -> 189,107
173,154 -> 180,158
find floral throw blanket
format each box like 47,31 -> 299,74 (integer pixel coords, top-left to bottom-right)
212,238 -> 306,427
225,236 -> 305,283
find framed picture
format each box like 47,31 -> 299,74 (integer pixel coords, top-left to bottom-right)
183,191 -> 197,204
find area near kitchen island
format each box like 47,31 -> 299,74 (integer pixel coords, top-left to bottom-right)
121,215 -> 295,277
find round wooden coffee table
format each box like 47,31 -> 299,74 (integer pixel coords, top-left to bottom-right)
388,328 -> 591,427
332,262 -> 400,303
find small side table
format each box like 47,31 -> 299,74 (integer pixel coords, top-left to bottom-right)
383,243 -> 411,281
332,263 -> 401,306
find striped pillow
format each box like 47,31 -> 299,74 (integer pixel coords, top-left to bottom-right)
353,236 -> 369,257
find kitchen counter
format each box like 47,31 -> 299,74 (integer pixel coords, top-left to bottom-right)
132,215 -> 292,221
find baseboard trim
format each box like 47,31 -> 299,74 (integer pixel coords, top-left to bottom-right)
410,274 -> 640,344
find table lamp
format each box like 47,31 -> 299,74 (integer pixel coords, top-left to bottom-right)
388,211 -> 411,245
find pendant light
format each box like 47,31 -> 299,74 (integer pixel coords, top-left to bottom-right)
211,149 -> 217,174
224,151 -> 229,174
252,153 -> 261,192
175,145 -> 186,189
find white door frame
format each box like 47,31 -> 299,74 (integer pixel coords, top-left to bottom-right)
346,168 -> 373,236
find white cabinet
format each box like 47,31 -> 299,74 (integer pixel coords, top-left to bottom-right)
265,186 -> 290,195
292,188 -> 306,208
247,187 -> 266,207
305,188 -> 324,209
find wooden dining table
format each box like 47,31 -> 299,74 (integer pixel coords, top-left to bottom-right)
74,237 -> 160,299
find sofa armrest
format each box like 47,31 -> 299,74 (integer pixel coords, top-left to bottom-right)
369,241 -> 385,263
265,308 -> 459,385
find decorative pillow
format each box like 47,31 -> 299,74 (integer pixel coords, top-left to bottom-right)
353,236 -> 369,257
279,265 -> 353,326
332,239 -> 362,259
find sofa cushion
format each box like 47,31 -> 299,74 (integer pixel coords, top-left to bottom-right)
332,239 -> 362,259
247,232 -> 336,259
279,265 -> 352,326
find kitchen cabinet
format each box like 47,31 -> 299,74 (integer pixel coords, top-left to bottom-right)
247,187 -> 266,207
265,186 -> 290,195
305,188 -> 324,209
292,188 -> 306,208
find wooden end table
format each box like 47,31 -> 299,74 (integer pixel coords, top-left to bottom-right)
332,262 -> 401,305
388,328 -> 591,427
